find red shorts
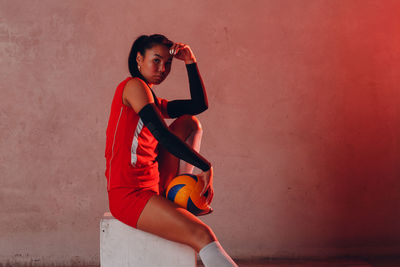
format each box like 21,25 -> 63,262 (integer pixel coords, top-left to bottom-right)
108,187 -> 158,229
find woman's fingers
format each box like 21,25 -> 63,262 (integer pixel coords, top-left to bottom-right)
200,181 -> 208,196
170,42 -> 190,58
201,183 -> 213,205
169,43 -> 177,56
169,43 -> 176,55
198,167 -> 213,204
169,43 -> 178,55
206,186 -> 214,205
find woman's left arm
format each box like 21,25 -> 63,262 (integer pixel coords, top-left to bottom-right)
166,43 -> 209,118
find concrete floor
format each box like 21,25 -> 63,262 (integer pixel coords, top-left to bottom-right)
196,258 -> 400,267
68,258 -> 400,267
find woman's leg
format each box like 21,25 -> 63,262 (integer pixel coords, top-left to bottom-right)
137,115 -> 237,266
138,115 -> 215,252
137,194 -> 215,252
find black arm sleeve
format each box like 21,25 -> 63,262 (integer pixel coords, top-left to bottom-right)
138,103 -> 211,171
166,63 -> 209,118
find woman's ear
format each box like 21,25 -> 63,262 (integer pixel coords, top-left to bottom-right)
136,52 -> 144,66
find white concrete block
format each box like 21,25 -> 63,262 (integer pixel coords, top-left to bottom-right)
100,212 -> 197,267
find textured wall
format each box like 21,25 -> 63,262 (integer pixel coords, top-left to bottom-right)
1,0 -> 400,265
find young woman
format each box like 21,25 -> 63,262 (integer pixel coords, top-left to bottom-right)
105,34 -> 237,267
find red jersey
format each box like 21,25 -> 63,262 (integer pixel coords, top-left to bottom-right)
105,77 -> 169,191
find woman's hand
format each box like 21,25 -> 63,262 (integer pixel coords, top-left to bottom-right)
197,166 -> 214,205
169,42 -> 196,64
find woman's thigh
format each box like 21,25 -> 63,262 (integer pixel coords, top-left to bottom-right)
136,194 -> 216,252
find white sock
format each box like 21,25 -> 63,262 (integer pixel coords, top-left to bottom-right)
199,241 -> 238,267
178,128 -> 203,174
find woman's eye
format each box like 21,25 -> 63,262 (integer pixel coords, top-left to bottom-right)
153,59 -> 160,63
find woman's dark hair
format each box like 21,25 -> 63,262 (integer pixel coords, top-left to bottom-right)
128,34 -> 174,80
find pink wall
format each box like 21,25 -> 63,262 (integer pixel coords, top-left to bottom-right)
1,0 -> 400,265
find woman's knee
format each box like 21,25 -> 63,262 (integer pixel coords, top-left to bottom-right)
183,115 -> 202,132
170,115 -> 203,140
176,115 -> 202,131
188,222 -> 216,250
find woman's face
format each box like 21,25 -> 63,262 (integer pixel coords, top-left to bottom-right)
137,44 -> 173,85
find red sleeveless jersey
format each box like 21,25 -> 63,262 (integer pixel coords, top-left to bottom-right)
105,77 -> 169,191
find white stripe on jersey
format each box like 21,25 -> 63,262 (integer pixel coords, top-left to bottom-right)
108,106 -> 124,191
131,118 -> 144,166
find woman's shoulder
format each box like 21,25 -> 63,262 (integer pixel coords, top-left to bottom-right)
124,76 -> 148,91
122,77 -> 154,112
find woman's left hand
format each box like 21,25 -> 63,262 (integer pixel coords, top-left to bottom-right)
169,42 -> 196,64
197,167 -> 214,205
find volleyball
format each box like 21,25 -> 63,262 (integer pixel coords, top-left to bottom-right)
165,173 -> 211,215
